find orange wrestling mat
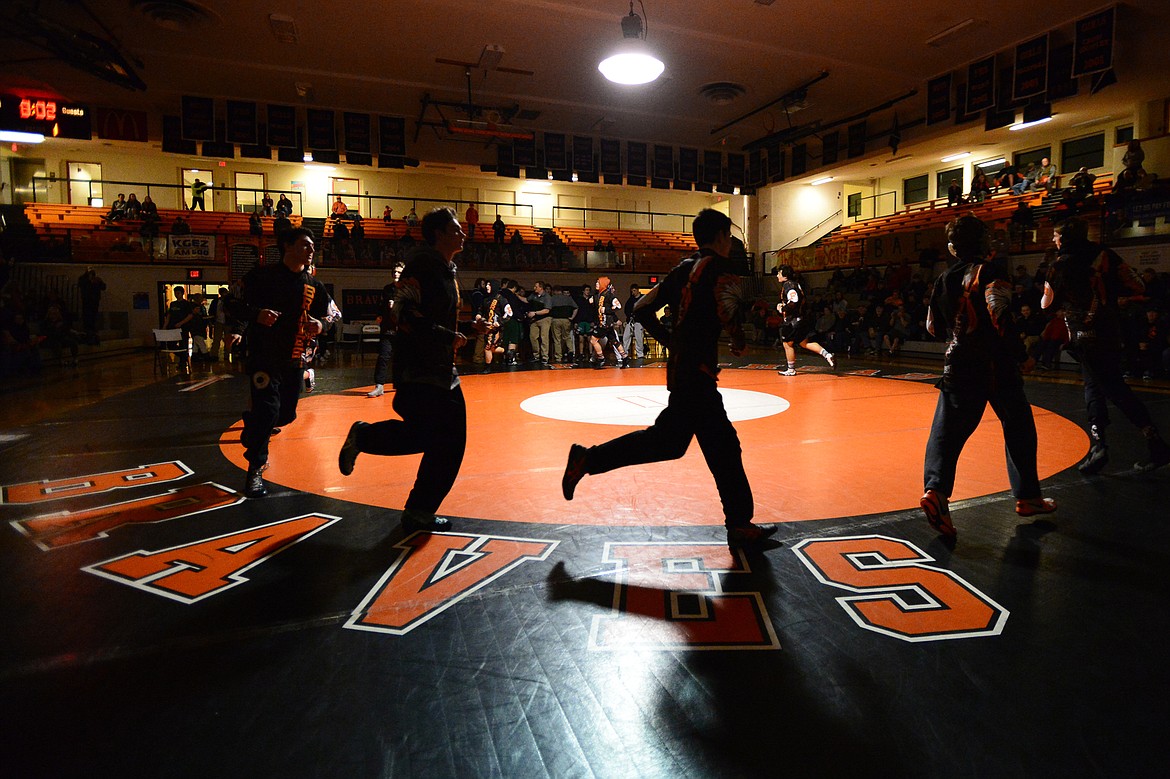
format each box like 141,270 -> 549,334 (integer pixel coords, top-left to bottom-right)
219,369 -> 1087,526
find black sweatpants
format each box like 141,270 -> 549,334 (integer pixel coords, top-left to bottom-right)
241,364 -> 304,467
355,382 -> 467,515
582,382 -> 754,527
1079,345 -> 1153,432
372,334 -> 393,386
923,381 -> 1042,500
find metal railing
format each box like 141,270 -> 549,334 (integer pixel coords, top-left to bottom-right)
550,205 -> 694,232
31,176 -> 307,216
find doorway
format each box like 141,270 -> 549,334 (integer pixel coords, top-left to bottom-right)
10,158 -> 47,205
330,177 -> 361,215
67,162 -> 104,206
182,168 -> 214,211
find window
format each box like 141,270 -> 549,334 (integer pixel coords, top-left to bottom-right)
1061,134 -> 1104,173
903,174 -> 929,206
1014,147 -> 1051,173
973,157 -> 1007,178
936,168 -> 964,199
847,192 -> 861,218
234,172 -> 265,212
1116,125 -> 1134,145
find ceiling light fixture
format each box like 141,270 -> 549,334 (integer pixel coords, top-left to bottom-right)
0,131 -> 46,144
941,152 -> 971,163
977,157 -> 1006,169
1009,116 -> 1053,131
598,1 -> 664,85
810,176 -> 834,186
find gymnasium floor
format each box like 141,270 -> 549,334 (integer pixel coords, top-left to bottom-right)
2,348 -> 1168,778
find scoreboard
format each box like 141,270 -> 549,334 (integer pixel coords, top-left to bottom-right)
0,94 -> 92,140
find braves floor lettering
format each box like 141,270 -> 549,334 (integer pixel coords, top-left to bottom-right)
12,483 -> 242,550
589,543 -> 781,650
346,532 -> 558,635
1,461 -> 192,504
84,514 -> 340,603
792,535 -> 1009,642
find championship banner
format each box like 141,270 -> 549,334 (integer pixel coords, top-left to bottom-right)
965,57 -> 996,113
168,235 -> 216,263
1013,34 -> 1049,101
1073,7 -> 1114,76
926,74 -> 952,126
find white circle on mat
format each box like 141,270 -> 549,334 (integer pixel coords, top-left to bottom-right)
520,385 -> 790,426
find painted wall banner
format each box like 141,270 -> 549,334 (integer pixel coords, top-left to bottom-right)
1013,34 -> 1049,101
1073,7 -> 1115,76
229,242 -> 260,283
168,235 -> 216,262
341,289 -> 385,322
857,226 -> 946,264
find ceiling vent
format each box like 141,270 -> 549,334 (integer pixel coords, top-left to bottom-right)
700,82 -> 746,105
268,14 -> 299,44
131,0 -> 215,31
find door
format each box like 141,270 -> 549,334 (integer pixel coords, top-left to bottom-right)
10,158 -> 47,205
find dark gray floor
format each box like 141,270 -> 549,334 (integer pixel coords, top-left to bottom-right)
2,355 -> 1168,778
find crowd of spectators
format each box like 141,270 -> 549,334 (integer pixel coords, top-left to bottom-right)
744,254 -> 1170,378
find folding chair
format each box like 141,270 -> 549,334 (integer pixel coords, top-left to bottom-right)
152,328 -> 187,374
359,324 -> 382,360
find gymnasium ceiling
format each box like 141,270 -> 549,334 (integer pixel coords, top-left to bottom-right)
2,0 -> 1167,184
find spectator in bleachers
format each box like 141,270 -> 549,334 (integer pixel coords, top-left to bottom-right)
1035,157 -> 1057,192
140,194 -> 158,222
399,229 -> 416,252
276,194 -> 293,216
1069,167 -> 1097,201
882,305 -> 911,357
994,163 -> 1019,193
1009,200 -> 1035,249
1036,307 -> 1069,370
593,238 -> 605,251
171,215 -> 191,235
331,196 -> 348,218
969,170 -> 991,203
465,204 -> 479,241
405,207 -> 419,227
493,214 -> 506,243
105,193 -> 127,223
249,211 -> 263,237
1013,304 -> 1046,361
272,212 -> 291,237
947,179 -> 963,207
351,213 -> 365,260
1011,163 -> 1038,195
331,218 -> 350,261
261,193 -> 274,216
382,205 -> 394,224
814,305 -> 840,354
124,193 -> 141,220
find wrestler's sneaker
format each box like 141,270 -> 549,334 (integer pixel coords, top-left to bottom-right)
562,444 -> 588,500
726,523 -> 779,547
400,509 -> 453,533
824,351 -> 836,369
1016,497 -> 1058,516
304,368 -> 315,392
244,461 -> 269,499
778,367 -> 797,376
367,384 -> 384,398
1136,437 -> 1170,473
338,421 -> 368,476
920,489 -> 956,537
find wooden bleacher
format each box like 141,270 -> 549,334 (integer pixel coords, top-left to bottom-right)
23,203 -> 303,264
820,175 -> 1113,262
